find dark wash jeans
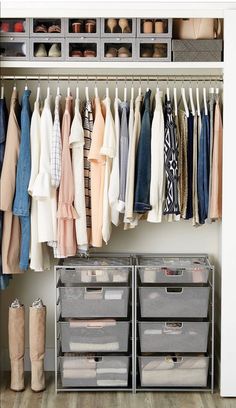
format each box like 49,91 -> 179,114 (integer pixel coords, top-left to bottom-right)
198,111 -> 210,224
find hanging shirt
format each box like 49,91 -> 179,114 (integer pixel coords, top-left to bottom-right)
148,89 -> 165,223
100,96 -> 116,244
192,114 -> 200,226
163,98 -> 180,215
118,101 -> 129,213
51,94 -> 62,188
88,96 -> 105,247
208,93 -> 216,220
198,110 -> 210,224
185,112 -> 194,219
210,98 -> 222,220
58,96 -> 78,257
0,89 -> 21,274
134,89 -> 152,213
28,100 -> 50,271
69,97 -> 88,251
178,109 -> 188,218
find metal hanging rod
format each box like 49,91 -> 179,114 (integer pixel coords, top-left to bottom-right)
0,74 -> 223,82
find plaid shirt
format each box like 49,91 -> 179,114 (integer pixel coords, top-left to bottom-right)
51,94 -> 62,188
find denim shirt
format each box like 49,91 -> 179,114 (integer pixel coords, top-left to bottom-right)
13,89 -> 31,216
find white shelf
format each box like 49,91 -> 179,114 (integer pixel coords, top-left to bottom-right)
1,61 -> 224,69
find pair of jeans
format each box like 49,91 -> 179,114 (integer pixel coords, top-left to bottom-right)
185,112 -> 194,219
198,111 -> 210,224
134,89 -> 152,213
0,97 -> 11,290
13,89 -> 31,270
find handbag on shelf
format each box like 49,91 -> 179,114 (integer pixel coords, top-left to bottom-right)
173,18 -> 222,40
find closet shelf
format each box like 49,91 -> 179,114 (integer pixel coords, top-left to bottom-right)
1,61 -> 224,69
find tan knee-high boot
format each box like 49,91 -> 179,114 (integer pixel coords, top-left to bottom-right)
8,305 -> 25,391
29,306 -> 46,392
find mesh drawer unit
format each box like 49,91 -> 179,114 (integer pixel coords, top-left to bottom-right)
139,322 -> 209,353
139,356 -> 209,387
139,286 -> 210,318
138,256 -> 211,284
60,356 -> 129,388
59,321 -> 130,353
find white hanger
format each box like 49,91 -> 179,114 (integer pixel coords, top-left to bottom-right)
76,86 -> 79,100
13,76 -> 17,91
57,86 -> 60,96
67,87 -> 70,97
203,87 -> 208,115
196,87 -> 200,117
131,85 -> 134,100
0,85 -> 4,99
181,87 -> 189,118
124,79 -> 127,102
215,87 -> 219,95
36,86 -> 40,102
189,87 -> 195,116
166,87 -> 170,102
105,77 -> 109,98
209,86 -> 215,95
173,87 -> 178,117
47,86 -> 50,97
85,85 -> 89,102
94,84 -> 98,98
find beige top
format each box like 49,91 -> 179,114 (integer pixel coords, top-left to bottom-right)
210,99 -> 222,220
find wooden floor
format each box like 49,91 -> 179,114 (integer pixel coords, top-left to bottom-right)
1,372 -> 236,408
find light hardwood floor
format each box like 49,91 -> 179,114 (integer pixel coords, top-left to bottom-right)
1,372 -> 236,408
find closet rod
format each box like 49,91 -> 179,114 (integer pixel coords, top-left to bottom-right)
0,75 -> 223,82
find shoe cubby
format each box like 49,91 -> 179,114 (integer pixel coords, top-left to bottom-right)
0,18 -> 29,36
101,38 -> 135,61
30,18 -> 64,36
136,38 -> 171,61
30,38 -> 64,60
0,37 -> 29,60
101,18 -> 136,37
65,38 -> 100,60
137,18 -> 172,37
66,18 -> 100,37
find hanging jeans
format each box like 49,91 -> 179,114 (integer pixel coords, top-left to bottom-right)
198,111 -> 210,224
0,97 -> 11,289
185,112 -> 194,219
13,89 -> 31,270
134,89 -> 152,213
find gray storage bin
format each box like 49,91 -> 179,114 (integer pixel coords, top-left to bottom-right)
101,18 -> 136,37
0,18 -> 29,36
101,38 -> 135,61
60,286 -> 129,318
136,38 -> 171,61
138,256 -> 210,284
172,39 -> 223,62
60,266 -> 130,284
30,38 -> 64,61
30,18 -> 65,37
60,356 -> 129,387
139,287 -> 210,318
0,37 -> 29,60
139,322 -> 209,353
66,18 -> 100,37
59,320 -> 130,352
137,18 -> 172,38
139,356 -> 209,387
65,38 -> 100,61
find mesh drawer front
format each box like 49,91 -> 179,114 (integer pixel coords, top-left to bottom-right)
139,356 -> 209,387
60,321 -> 130,352
60,287 -> 129,318
60,266 -> 130,284
139,322 -> 209,353
60,356 -> 129,388
139,287 -> 210,318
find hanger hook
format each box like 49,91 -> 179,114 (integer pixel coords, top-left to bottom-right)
57,75 -> 59,87
115,76 -> 118,87
86,75 -> 88,86
106,75 -> 108,87
77,75 -> 79,87
26,75 -> 28,88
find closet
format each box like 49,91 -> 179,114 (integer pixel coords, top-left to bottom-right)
0,0 -> 235,399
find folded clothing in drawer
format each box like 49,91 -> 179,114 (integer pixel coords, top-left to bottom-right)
59,320 -> 130,352
139,322 -> 209,353
60,356 -> 129,387
139,286 -> 210,318
59,286 -> 129,318
139,356 -> 209,387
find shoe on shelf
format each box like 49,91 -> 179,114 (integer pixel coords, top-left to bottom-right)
140,47 -> 153,58
106,18 -> 117,33
34,24 -> 47,33
118,46 -> 131,58
34,43 -> 47,57
85,19 -> 96,33
71,49 -> 83,57
118,18 -> 131,34
48,24 -> 61,33
83,49 -> 96,57
48,43 -> 61,58
105,47 -> 118,58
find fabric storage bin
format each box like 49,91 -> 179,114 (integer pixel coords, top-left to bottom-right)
137,18 -> 172,37
59,286 -> 129,318
172,39 -> 223,62
65,38 -> 99,61
0,18 -> 29,36
59,266 -> 130,284
60,356 -> 129,387
30,38 -> 64,61
139,356 -> 209,387
59,320 -> 130,352
101,38 -> 135,61
139,322 -> 209,353
138,256 -> 210,284
139,287 -> 210,318
136,38 -> 171,61
101,18 -> 136,37
30,18 -> 64,36
0,37 -> 29,60
66,18 -> 100,37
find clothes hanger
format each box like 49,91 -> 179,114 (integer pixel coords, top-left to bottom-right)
13,76 -> 17,91
56,76 -> 60,96
94,77 -> 98,98
196,84 -> 201,117
173,86 -> 178,117
138,77 -> 142,96
25,76 -> 28,90
146,76 -> 150,92
67,76 -> 70,97
0,84 -> 4,99
115,78 -> 119,99
166,78 -> 170,102
203,87 -> 208,116
85,76 -> 89,102
181,80 -> 189,118
124,77 -> 127,102
189,86 -> 196,116
105,76 -> 109,98
131,77 -> 134,100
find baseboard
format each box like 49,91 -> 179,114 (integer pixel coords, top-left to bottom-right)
0,347 -> 55,371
